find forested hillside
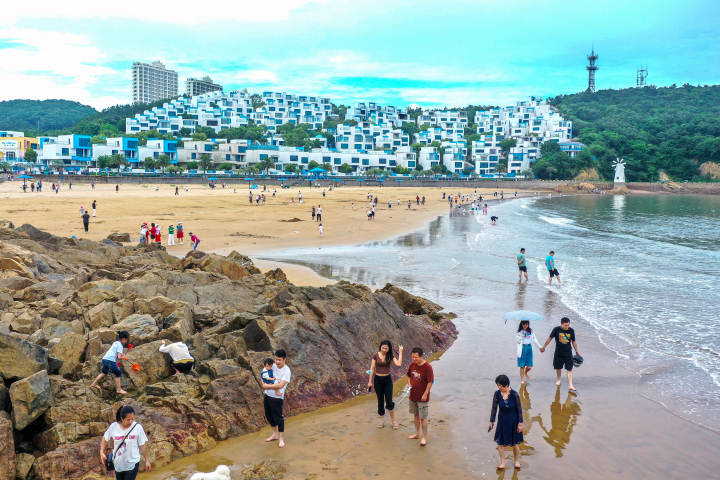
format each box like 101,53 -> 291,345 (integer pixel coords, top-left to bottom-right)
546,85 -> 720,181
0,99 -> 97,133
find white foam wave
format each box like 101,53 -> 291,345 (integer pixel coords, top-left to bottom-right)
538,215 -> 574,226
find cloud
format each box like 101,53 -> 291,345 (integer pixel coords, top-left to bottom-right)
0,28 -> 125,109
7,0 -> 324,25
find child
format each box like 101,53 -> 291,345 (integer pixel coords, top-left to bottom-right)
176,222 -> 184,244
168,224 -> 175,246
318,223 -> 323,236
261,358 -> 276,385
90,331 -> 130,395
155,225 -> 162,244
140,223 -> 147,244
150,223 -> 156,241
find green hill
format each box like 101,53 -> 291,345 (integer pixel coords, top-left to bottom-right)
0,99 -> 97,133
65,98 -> 175,138
546,84 -> 720,181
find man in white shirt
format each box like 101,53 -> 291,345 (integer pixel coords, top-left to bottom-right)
159,340 -> 195,376
262,349 -> 291,448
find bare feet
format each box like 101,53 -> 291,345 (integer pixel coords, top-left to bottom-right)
265,435 -> 278,442
89,384 -> 100,392
515,462 -> 521,469
278,440 -> 285,448
569,387 -> 577,393
497,463 -> 506,470
420,438 -> 427,446
392,423 -> 399,430
116,389 -> 128,395
555,380 -> 561,386
520,380 -> 525,385
377,422 -> 385,429
408,434 -> 420,440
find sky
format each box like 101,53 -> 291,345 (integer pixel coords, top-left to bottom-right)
2,0 -> 719,110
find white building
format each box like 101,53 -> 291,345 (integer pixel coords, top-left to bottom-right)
185,76 -> 222,96
346,102 -> 409,127
39,135 -> 93,171
92,137 -> 140,165
132,61 -> 178,104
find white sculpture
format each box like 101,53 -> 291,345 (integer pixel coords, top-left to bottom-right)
613,158 -> 626,184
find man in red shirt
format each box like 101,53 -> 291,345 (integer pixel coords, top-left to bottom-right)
407,347 -> 434,446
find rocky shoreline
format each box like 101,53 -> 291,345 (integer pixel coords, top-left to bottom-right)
0,222 -> 457,480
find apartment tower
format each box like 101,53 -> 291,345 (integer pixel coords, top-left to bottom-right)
185,76 -> 223,96
132,61 -> 178,103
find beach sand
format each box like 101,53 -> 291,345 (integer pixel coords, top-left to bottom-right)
0,181 -> 521,256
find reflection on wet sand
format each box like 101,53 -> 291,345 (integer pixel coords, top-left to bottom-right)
515,282 -> 527,310
517,384 -> 541,456
538,387 -> 582,457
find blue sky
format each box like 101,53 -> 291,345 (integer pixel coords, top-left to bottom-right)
2,0 -> 718,110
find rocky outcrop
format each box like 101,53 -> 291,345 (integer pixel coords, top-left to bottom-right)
0,224 -> 457,479
0,412 -> 16,480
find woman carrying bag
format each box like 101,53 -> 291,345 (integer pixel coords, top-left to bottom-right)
100,405 -> 151,479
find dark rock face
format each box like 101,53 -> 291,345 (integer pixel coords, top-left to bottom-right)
0,224 -> 457,479
106,232 -> 131,243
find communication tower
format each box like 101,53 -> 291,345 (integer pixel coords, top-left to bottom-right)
636,66 -> 648,87
586,47 -> 599,93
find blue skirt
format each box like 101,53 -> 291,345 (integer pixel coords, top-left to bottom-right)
517,344 -> 533,367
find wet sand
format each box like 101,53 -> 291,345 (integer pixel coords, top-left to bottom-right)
252,258 -> 335,287
0,181 -> 516,254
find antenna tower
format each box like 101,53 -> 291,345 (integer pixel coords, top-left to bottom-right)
636,66 -> 648,87
586,47 -> 599,93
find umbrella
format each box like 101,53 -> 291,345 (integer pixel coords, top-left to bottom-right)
309,167 -> 326,173
503,310 -> 544,325
208,177 -> 218,181
17,174 -> 33,179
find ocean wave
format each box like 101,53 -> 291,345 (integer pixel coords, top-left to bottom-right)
538,215 -> 574,226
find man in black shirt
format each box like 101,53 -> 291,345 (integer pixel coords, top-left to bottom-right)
541,317 -> 581,392
82,212 -> 90,233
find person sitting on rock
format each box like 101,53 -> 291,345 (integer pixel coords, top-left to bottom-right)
159,339 -> 195,376
90,331 -> 130,395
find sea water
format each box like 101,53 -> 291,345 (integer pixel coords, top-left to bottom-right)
264,194 -> 720,430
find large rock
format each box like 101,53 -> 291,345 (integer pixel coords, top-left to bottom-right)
0,328 -> 48,381
49,332 -> 86,378
16,452 -> 35,480
0,384 -> 9,411
0,412 -> 16,480
76,279 -> 120,307
122,340 -> 171,390
10,370 -> 52,430
106,232 -> 131,243
113,314 -> 159,342
87,301 -> 114,330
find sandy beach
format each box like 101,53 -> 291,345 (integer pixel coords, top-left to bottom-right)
0,181 -> 524,256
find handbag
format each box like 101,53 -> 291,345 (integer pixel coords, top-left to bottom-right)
105,423 -> 137,471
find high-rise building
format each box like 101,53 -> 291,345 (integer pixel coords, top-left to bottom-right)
185,76 -> 223,96
132,61 -> 178,104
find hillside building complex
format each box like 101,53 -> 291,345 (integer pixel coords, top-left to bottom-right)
132,61 -> 178,104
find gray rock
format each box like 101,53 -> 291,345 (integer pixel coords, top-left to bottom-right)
10,370 -> 52,430
113,314 -> 159,342
16,452 -> 35,480
0,328 -> 48,381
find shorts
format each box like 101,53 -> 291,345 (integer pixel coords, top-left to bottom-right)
553,356 -> 573,371
101,359 -> 122,378
408,400 -> 429,420
518,266 -> 527,272
172,360 -> 194,373
517,344 -> 533,367
548,268 -> 560,278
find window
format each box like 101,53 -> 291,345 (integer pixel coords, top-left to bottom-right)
301,157 -> 309,164
290,155 -> 298,161
351,157 -> 359,164
322,156 -> 330,162
334,158 -> 341,165
362,159 -> 369,165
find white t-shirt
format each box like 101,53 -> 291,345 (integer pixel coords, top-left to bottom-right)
265,365 -> 291,399
158,342 -> 193,362
102,341 -> 124,362
103,421 -> 148,472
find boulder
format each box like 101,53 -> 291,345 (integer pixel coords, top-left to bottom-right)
35,437 -> 103,480
0,412 -> 16,480
0,328 -> 48,381
49,332 -> 86,378
113,314 -> 159,343
0,256 -> 34,278
19,279 -> 70,302
34,421 -> 92,451
87,301 -> 114,330
41,318 -> 84,340
122,340 -> 171,390
76,279 -> 120,307
16,452 -> 35,480
106,232 -> 131,243
10,370 -> 53,430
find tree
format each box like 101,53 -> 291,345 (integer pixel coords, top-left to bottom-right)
192,132 -> 207,141
198,153 -> 213,174
338,163 -> 354,174
257,157 -> 275,174
24,149 -> 37,163
218,162 -> 233,170
97,155 -> 111,170
250,94 -> 265,110
500,138 -> 517,157
143,157 -> 156,170
307,160 -> 320,170
108,153 -> 128,173
284,164 -> 297,173
155,154 -> 170,174
321,162 -> 332,171
186,161 -> 199,170
0,161 -> 11,172
393,166 -> 411,174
